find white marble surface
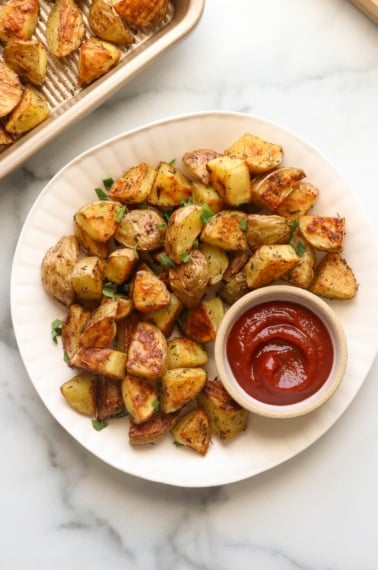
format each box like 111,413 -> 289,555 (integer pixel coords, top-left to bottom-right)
1,0 -> 378,568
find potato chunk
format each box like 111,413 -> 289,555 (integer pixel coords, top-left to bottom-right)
129,412 -> 177,445
148,161 -> 192,208
207,155 -> 251,206
250,167 -> 306,210
113,0 -> 168,27
46,0 -> 85,58
78,37 -> 121,86
62,303 -> 90,361
244,244 -> 299,289
167,337 -> 208,369
198,242 -> 229,285
246,214 -> 290,249
225,132 -> 283,173
171,408 -> 211,456
60,372 -> 98,416
183,148 -> 221,185
78,300 -> 118,348
70,347 -> 127,381
0,62 -> 23,119
126,322 -> 167,380
121,374 -> 158,424
191,181 -> 224,213
71,256 -> 104,303
88,0 -> 134,45
310,252 -> 357,300
74,200 -> 123,243
97,376 -> 125,420
276,182 -> 319,217
3,39 -> 47,86
160,367 -> 207,413
168,249 -> 209,308
5,84 -> 49,135
179,297 -> 224,344
108,162 -> 156,204
104,247 -> 138,284
0,0 -> 39,42
299,216 -> 345,252
41,235 -> 79,307
164,204 -> 203,264
132,269 -> 170,312
141,292 -> 183,337
198,379 -> 249,441
115,208 -> 165,251
200,210 -> 248,251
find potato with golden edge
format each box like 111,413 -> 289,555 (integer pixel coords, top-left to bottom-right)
284,228 -> 315,289
310,252 -> 357,300
0,0 -> 39,42
3,39 -> 47,86
108,162 -> 156,204
200,210 -> 248,251
0,126 -> 13,147
89,0 -> 134,45
115,208 -> 165,251
198,379 -> 249,441
46,0 -> 85,58
71,256 -> 104,303
0,62 -> 23,119
299,216 -> 345,252
129,411 -> 177,445
276,182 -> 319,217
70,347 -> 127,381
132,269 -> 170,312
225,132 -> 283,174
74,220 -> 109,258
5,84 -> 49,135
160,367 -> 207,413
168,249 -> 209,308
164,204 -> 203,264
113,0 -> 168,28
148,161 -> 192,208
167,337 -> 208,369
141,292 -> 183,337
250,167 -> 306,211
78,300 -> 118,348
41,235 -> 79,307
183,149 -> 221,185
122,374 -> 158,424
60,372 -> 98,416
104,247 -> 138,284
74,200 -> 123,243
244,244 -> 299,289
207,155 -> 251,206
171,408 -> 211,456
191,181 -> 224,213
126,321 -> 167,380
61,303 -> 90,361
97,376 -> 125,421
78,37 -> 121,86
179,297 -> 224,344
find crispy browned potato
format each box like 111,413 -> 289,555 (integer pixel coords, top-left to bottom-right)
74,200 -> 123,243
115,207 -> 165,251
71,256 -> 104,303
225,132 -> 283,174
310,252 -> 357,300
121,374 -> 158,424
0,62 -> 23,119
129,411 -> 177,445
88,0 -> 134,45
299,216 -> 345,252
276,181 -> 319,217
179,297 -> 224,343
132,269 -> 170,312
141,292 -> 183,337
0,0 -> 39,42
166,337 -> 208,369
191,181 -> 224,213
41,235 -> 79,307
244,244 -> 299,289
170,408 -> 211,456
200,210 -> 248,251
207,155 -> 251,206
5,84 -> 49,135
46,0 -> 85,58
148,161 -> 192,208
78,37 -> 121,86
284,229 -> 315,289
61,303 -> 90,361
104,247 -> 138,284
164,204 -> 203,264
78,300 -> 118,348
60,372 -> 98,416
168,249 -> 209,308
115,312 -> 138,353
3,39 -> 47,86
108,162 -> 156,204
246,214 -> 291,249
74,220 -> 109,258
126,321 -> 167,380
198,379 -> 249,441
160,367 -> 207,413
250,167 -> 306,211
70,347 -> 128,381
183,148 -> 221,185
96,376 -> 125,420
0,125 -> 13,147
113,0 -> 168,28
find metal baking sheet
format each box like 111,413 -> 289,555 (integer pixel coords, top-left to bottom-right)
0,0 -> 205,180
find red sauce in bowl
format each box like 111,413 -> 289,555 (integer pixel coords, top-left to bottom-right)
226,300 -> 334,405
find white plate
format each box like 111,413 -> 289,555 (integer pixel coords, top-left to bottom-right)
11,111 -> 378,487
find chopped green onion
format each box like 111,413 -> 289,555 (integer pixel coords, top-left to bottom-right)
296,241 -> 306,256
152,399 -> 160,412
180,196 -> 193,206
158,253 -> 175,267
51,319 -> 62,344
102,177 -> 114,189
168,158 -> 176,166
92,419 -> 108,431
180,251 -> 191,263
95,187 -> 109,200
239,218 -> 248,231
200,203 -> 214,223
102,281 -> 117,298
289,218 -> 299,242
116,205 -> 126,222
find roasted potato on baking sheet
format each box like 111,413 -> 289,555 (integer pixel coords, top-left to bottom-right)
89,0 -> 134,45
3,39 -> 47,86
113,0 -> 168,28
42,130 -> 358,458
78,37 -> 121,86
5,83 -> 49,135
46,0 -> 85,58
0,62 -> 23,119
0,0 -> 39,42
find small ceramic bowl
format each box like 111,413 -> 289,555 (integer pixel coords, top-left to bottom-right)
214,285 -> 347,419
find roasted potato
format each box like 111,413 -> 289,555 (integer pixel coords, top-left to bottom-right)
219,271 -> 249,305
0,0 -> 39,42
74,200 -> 123,243
5,84 -> 49,135
113,0 -> 168,28
121,374 -> 158,424
3,39 -> 47,86
129,411 -> 177,445
71,256 -> 104,303
179,297 -> 224,343
183,148 -> 221,185
168,249 -> 209,308
88,0 -> 134,45
46,0 -> 85,58
0,125 -> 13,147
74,220 -> 109,258
200,209 -> 248,251
207,155 -> 252,206
78,37 -> 121,86
166,337 -> 208,369
60,372 -> 98,416
198,379 -> 248,441
132,269 -> 170,312
222,250 -> 249,282
244,244 -> 299,289
0,62 -> 23,119
246,214 -> 290,249
299,216 -> 345,252
96,376 -> 125,420
170,408 -> 211,456
284,229 -> 315,289
198,242 -> 229,285
276,181 -> 319,217
61,303 -> 90,361
78,300 -> 118,348
70,347 -> 127,381
141,292 -> 183,337
250,167 -> 306,211
108,162 -> 156,204
164,204 -> 203,264
126,321 -> 167,380
191,181 -> 224,213
160,367 -> 207,413
310,252 -> 357,300
115,207 -> 165,251
115,312 -> 138,353
148,161 -> 192,208
104,247 -> 138,284
41,235 -> 79,307
225,132 -> 283,174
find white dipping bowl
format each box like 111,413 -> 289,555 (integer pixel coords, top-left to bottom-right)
214,285 -> 348,419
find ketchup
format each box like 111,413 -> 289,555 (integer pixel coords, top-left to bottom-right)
226,300 -> 334,405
